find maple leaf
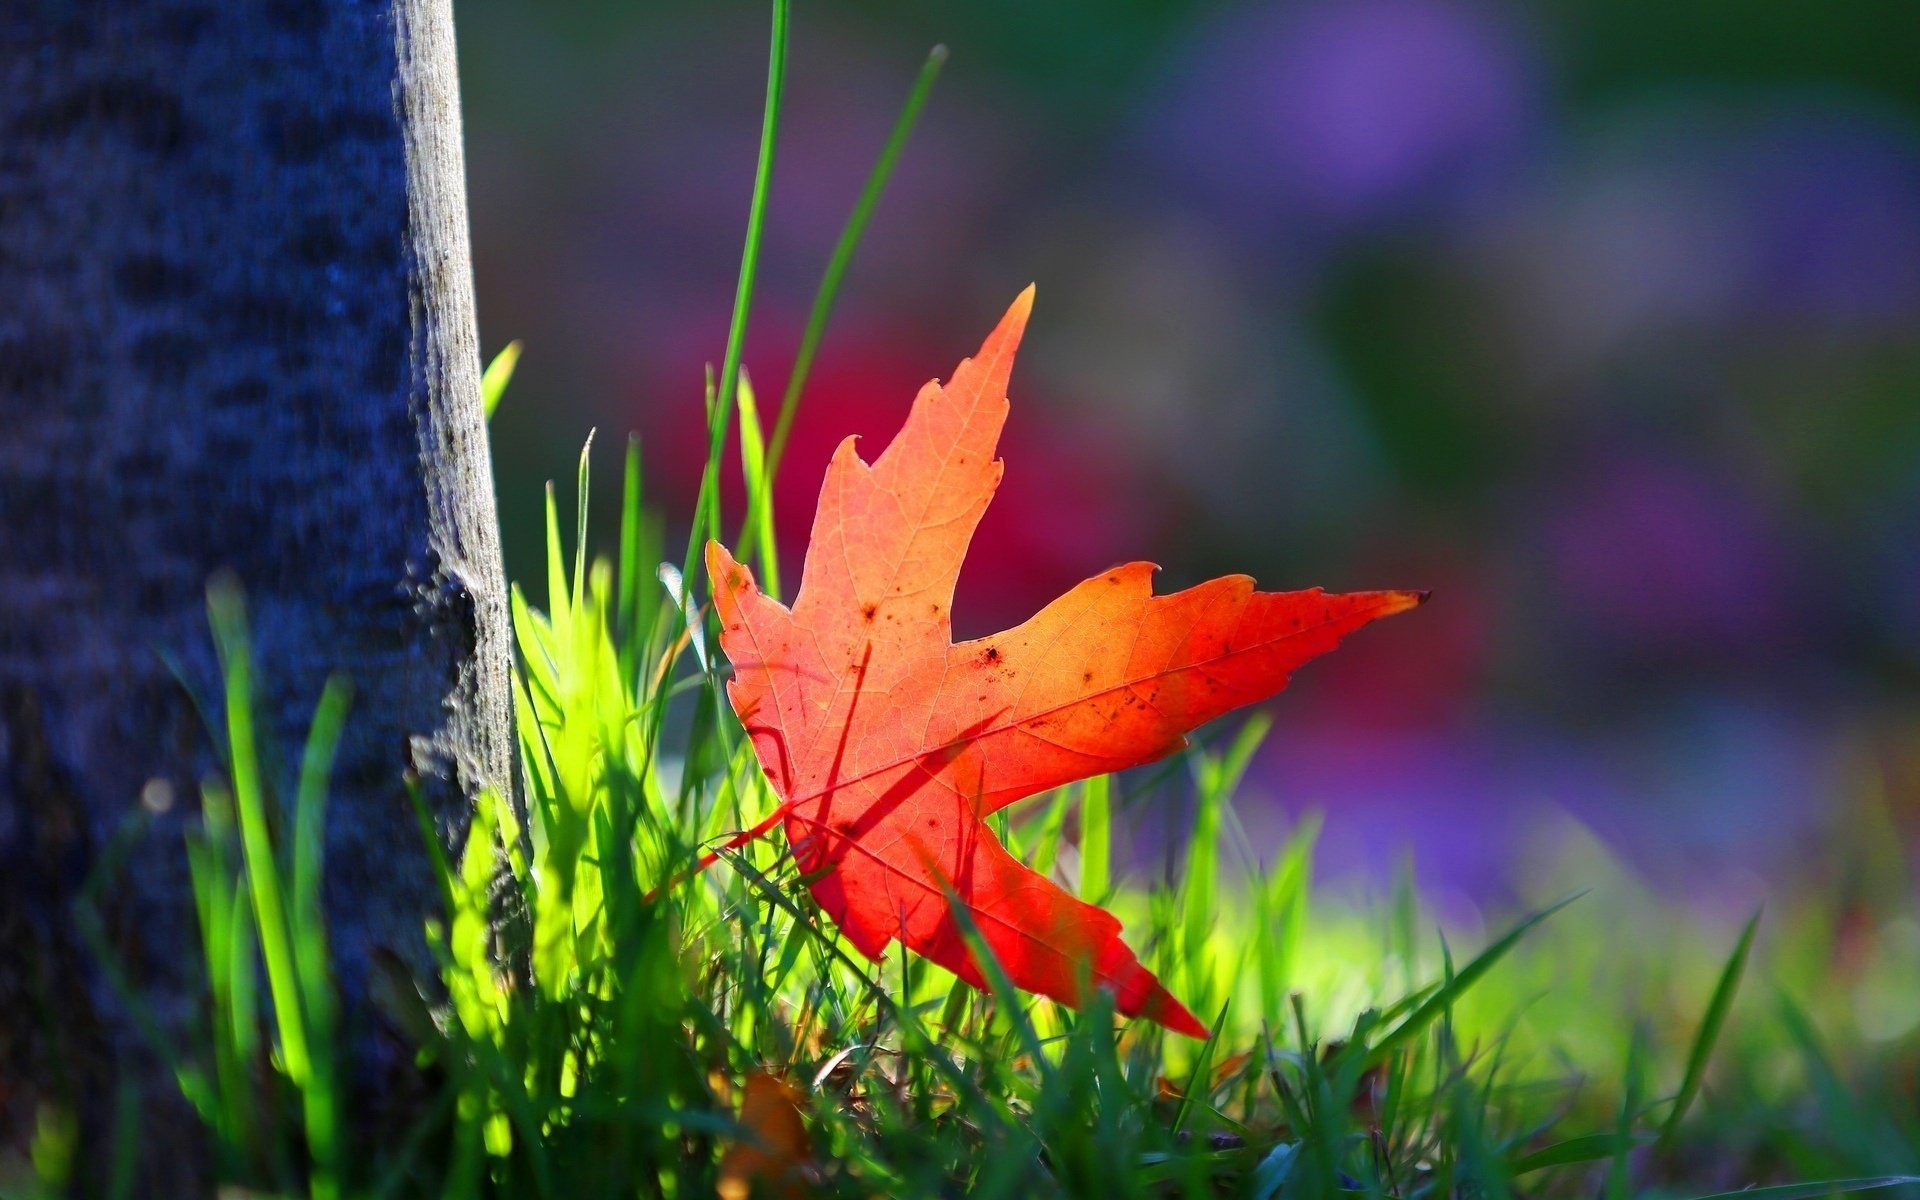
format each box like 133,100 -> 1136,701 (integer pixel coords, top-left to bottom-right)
707,286 -> 1425,1039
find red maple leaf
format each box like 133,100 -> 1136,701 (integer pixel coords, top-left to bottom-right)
707,287 -> 1424,1038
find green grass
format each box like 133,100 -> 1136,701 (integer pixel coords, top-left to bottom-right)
29,3 -> 1920,1196
72,413 -> 1916,1197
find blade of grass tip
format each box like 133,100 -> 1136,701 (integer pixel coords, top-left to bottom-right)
759,43 -> 947,504
1214,712 -> 1270,796
206,578 -> 311,1088
544,481 -> 568,633
1259,812 -> 1319,1019
683,0 -> 788,588
734,370 -> 781,599
1249,1141 -> 1298,1200
1390,855 -> 1419,988
618,435 -> 642,655
1181,747 -> 1225,970
1508,1132 -> 1654,1177
1436,927 -> 1458,1062
657,563 -> 709,674
480,339 -> 522,422
1027,785 -> 1073,879
1659,907 -> 1760,1148
573,431 -> 594,623
292,676 -> 353,935
1169,1000 -> 1232,1138
1368,892 -> 1583,1065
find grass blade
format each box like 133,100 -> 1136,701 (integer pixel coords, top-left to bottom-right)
760,43 -> 947,501
685,0 -> 789,581
1368,892 -> 1583,1064
1509,1132 -> 1651,1176
481,339 -> 522,421
1677,1179 -> 1920,1200
206,579 -> 311,1088
1660,908 -> 1760,1147
734,371 -> 781,599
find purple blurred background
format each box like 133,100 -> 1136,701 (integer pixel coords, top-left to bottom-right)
456,0 -> 1920,897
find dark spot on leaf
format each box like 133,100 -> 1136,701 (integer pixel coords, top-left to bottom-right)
1083,671 -> 1092,684
862,603 -> 877,622
983,646 -> 1000,664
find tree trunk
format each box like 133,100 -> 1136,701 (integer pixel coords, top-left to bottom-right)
0,0 -> 512,1189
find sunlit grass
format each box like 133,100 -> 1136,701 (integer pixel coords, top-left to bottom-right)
126,454 -> 1917,1197
32,1 -> 1920,1196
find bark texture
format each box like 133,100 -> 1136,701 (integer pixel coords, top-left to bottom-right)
0,0 -> 512,1188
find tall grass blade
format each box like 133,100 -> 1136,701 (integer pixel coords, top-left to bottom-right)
760,43 -> 947,498
686,0 -> 789,581
1660,908 -> 1760,1147
206,579 -> 311,1088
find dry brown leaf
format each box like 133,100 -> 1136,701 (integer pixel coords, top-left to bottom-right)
717,1070 -> 811,1200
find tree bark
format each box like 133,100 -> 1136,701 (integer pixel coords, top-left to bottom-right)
0,0 -> 512,1189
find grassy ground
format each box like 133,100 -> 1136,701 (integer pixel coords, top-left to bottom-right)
20,2 -> 1920,1195
97,432 -> 1907,1199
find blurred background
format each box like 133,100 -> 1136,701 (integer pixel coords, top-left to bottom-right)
455,1 -> 1920,915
